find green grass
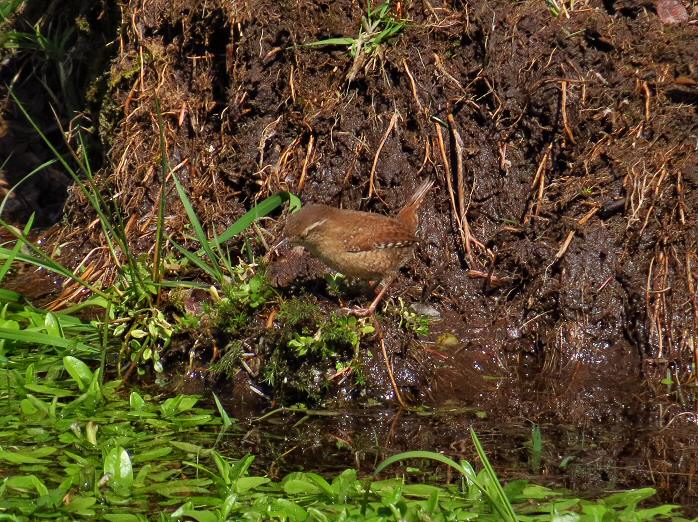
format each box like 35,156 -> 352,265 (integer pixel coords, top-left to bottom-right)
0,94 -> 301,379
1,93 -> 379,401
0,0 -> 24,20
296,1 -> 406,82
298,1 -> 405,57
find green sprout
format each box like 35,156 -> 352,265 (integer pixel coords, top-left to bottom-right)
394,297 -> 430,335
296,1 -> 406,82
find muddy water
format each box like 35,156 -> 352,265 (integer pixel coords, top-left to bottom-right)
173,322 -> 698,514
209,378 -> 698,514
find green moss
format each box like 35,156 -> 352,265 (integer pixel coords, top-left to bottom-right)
209,341 -> 243,379
260,307 -> 375,404
324,315 -> 373,350
165,288 -> 188,313
277,297 -> 320,329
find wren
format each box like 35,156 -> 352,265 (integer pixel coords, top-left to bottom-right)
283,180 -> 434,316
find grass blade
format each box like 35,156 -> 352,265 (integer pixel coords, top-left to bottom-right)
0,159 -> 57,218
152,99 -> 169,288
470,428 -> 517,522
0,213 -> 34,283
169,237 -> 220,281
0,328 -> 98,352
294,37 -> 356,49
169,172 -> 224,282
213,192 -> 301,246
374,450 -> 465,476
0,229 -> 111,300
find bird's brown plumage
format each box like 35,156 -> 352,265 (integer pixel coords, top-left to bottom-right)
283,180 -> 434,282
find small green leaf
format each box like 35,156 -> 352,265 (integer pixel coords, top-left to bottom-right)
171,502 -> 219,522
64,495 -> 97,516
103,514 -> 147,522
212,392 -> 232,428
130,329 -> 148,339
0,446 -> 56,464
297,37 -> 356,48
170,441 -> 205,454
130,391 -> 146,410
23,383 -> 74,398
104,446 -> 134,496
234,476 -> 271,493
4,474 -> 49,496
132,446 -> 172,463
43,312 -> 62,337
283,478 -> 322,495
63,356 -> 93,391
161,395 -> 199,417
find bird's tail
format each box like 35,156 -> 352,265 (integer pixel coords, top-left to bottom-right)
397,179 -> 435,233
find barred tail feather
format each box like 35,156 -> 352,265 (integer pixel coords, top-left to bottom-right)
397,179 -> 434,233
404,179 -> 435,209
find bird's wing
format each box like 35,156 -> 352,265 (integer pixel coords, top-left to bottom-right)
340,213 -> 417,253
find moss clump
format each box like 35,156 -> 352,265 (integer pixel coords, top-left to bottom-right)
261,299 -> 375,404
209,297 -> 249,335
277,298 -> 321,329
322,315 -> 364,354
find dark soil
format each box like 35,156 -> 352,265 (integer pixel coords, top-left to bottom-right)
2,0 -> 698,511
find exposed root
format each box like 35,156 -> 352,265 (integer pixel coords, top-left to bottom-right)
523,143 -> 552,225
368,111 -> 399,199
402,59 -> 424,115
298,135 -> 315,191
548,206 -> 598,268
560,80 -> 576,145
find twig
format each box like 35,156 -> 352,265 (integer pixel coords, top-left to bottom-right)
639,167 -> 668,237
641,80 -> 651,121
371,315 -> 407,408
433,53 -> 466,94
549,207 -> 599,266
369,111 -> 399,198
535,161 -> 546,218
434,121 -> 467,257
289,65 -> 296,104
437,118 -> 488,264
498,142 -> 510,173
467,269 -> 509,287
402,59 -> 424,114
298,134 -> 314,191
417,137 -> 431,175
447,114 -> 467,223
524,143 -> 552,224
257,115 -> 283,170
677,169 -> 686,225
342,140 -> 363,186
553,231 -> 576,264
560,80 -> 576,144
686,252 -> 698,377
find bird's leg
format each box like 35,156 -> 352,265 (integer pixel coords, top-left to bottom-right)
343,275 -> 396,317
